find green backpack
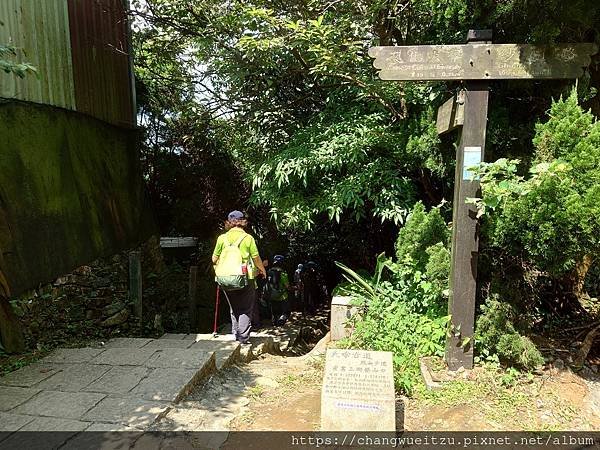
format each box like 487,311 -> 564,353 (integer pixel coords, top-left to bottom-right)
214,234 -> 250,290
264,267 -> 287,302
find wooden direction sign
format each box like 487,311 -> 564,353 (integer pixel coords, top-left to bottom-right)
436,91 -> 464,135
369,43 -> 598,81
369,32 -> 598,371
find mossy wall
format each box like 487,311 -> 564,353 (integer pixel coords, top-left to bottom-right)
0,101 -> 156,297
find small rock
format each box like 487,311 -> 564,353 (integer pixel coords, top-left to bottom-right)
103,301 -> 126,317
92,277 -> 111,288
254,376 -> 280,388
100,308 -> 129,327
553,358 -> 565,371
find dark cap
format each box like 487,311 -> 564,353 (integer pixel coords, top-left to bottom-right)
273,255 -> 285,263
227,210 -> 244,220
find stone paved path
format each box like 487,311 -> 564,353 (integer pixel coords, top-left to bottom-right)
0,320 -> 305,446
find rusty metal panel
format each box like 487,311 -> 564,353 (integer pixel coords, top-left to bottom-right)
67,0 -> 134,127
0,0 -> 76,109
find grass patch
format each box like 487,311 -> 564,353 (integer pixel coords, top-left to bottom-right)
277,373 -> 300,388
0,349 -> 49,377
413,364 -> 578,430
246,385 -> 265,399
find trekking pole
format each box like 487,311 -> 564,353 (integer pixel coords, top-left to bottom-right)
212,285 -> 220,337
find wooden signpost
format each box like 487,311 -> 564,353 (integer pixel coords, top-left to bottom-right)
129,251 -> 142,323
369,30 -> 598,370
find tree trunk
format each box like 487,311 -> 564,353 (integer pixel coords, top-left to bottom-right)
543,255 -> 594,319
572,254 -> 593,299
0,269 -> 25,353
574,323 -> 600,368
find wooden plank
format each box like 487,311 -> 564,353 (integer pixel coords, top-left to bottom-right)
129,251 -> 142,322
368,43 -> 598,81
445,81 -> 489,371
436,92 -> 464,135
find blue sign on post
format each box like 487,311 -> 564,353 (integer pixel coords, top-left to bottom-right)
462,146 -> 482,180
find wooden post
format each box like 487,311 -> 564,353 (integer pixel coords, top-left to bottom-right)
445,30 -> 491,370
129,251 -> 142,322
0,270 -> 24,353
0,295 -> 25,353
188,265 -> 199,331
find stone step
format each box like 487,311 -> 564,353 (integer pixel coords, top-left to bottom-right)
0,341 -> 218,434
0,313 -> 314,435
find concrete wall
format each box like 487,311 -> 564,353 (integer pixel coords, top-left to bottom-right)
0,101 -> 155,297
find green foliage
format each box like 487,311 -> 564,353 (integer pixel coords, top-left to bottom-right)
251,110 -> 429,229
472,92 -> 600,278
395,202 -> 449,269
132,0 -> 468,231
336,205 -> 453,392
475,296 -> 544,370
367,202 -> 453,315
0,44 -> 37,78
499,367 -> 521,388
337,258 -> 449,394
133,0 -> 600,237
425,242 -> 451,294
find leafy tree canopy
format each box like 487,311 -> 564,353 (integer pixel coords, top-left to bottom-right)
132,0 -> 600,235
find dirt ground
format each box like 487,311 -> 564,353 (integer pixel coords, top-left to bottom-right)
225,353 -> 600,433
228,354 -> 323,432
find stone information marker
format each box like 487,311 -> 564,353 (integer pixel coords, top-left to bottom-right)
321,349 -> 395,431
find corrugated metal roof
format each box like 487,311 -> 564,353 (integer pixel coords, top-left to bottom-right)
0,0 -> 76,110
68,0 -> 135,127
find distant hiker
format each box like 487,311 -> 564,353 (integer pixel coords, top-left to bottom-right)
302,261 -> 319,315
253,259 -> 269,330
213,210 -> 266,344
314,262 -> 329,306
264,255 -> 290,326
257,259 -> 271,322
293,263 -> 304,313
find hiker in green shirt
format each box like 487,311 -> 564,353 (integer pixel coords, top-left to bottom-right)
212,211 -> 266,344
264,255 -> 290,326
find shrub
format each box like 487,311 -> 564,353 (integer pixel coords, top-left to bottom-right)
425,242 -> 451,294
389,203 -> 451,314
475,296 -> 544,370
472,91 -> 600,288
335,202 -> 453,393
395,201 -> 450,270
347,283 -> 449,394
